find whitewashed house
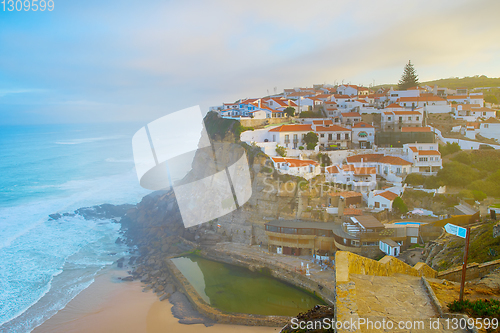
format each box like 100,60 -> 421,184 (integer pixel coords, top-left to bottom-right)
268,124 -> 313,149
351,122 -> 375,149
270,157 -> 320,180
403,143 -> 442,175
367,190 -> 399,211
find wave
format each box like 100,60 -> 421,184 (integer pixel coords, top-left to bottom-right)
54,135 -> 124,145
105,157 -> 134,163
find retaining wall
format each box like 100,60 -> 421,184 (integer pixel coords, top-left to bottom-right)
437,259 -> 500,282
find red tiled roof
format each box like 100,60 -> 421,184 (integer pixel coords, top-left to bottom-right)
398,95 -> 446,102
313,120 -> 333,125
418,150 -> 441,156
409,146 -> 418,152
446,95 -> 468,100
346,154 -> 385,163
341,112 -> 361,117
268,124 -> 312,132
271,157 -> 319,167
316,125 -> 351,132
342,165 -> 376,174
325,165 -> 340,173
376,191 -> 398,201
385,103 -> 404,109
378,156 -> 412,166
401,127 -> 431,132
392,110 -> 422,115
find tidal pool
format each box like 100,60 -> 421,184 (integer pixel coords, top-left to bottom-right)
171,255 -> 326,316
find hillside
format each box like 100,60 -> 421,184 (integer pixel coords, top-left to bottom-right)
373,75 -> 500,91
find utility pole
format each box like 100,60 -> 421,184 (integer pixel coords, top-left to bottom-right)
459,226 -> 471,302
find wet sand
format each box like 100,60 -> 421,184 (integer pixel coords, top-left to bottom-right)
33,269 -> 279,333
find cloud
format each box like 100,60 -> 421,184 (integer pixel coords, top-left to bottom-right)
0,0 -> 499,124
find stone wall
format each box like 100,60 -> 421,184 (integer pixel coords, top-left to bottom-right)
335,251 -> 437,283
437,259 -> 500,282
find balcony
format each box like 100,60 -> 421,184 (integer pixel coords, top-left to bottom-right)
284,139 -> 290,144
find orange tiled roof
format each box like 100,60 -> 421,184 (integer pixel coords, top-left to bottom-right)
316,125 -> 351,132
409,146 -> 418,152
313,120 -> 333,125
341,112 -> 361,117
346,154 -> 385,163
342,165 -> 376,174
376,191 -> 398,201
268,124 -> 312,132
325,165 -> 340,173
378,156 -> 412,166
385,103 -> 404,109
271,157 -> 319,167
418,150 -> 441,156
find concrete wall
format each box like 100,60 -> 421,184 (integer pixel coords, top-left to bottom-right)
166,259 -> 289,326
431,126 -> 500,150
437,259 -> 500,282
335,251 -> 437,283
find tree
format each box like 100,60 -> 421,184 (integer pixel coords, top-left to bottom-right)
398,60 -> 419,90
392,197 -> 408,214
303,131 -> 319,150
317,153 -> 331,166
485,95 -> 498,105
284,107 -> 295,117
275,145 -> 286,157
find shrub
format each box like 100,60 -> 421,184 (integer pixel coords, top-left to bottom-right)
392,197 -> 408,214
447,299 -> 500,319
404,173 -> 424,186
275,145 -> 287,157
439,142 -> 461,156
298,146 -> 304,150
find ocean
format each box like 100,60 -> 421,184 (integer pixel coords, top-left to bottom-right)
0,123 -> 151,332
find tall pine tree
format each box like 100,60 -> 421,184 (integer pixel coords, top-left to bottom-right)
398,60 -> 419,90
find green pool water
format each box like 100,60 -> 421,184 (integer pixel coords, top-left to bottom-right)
171,255 -> 326,317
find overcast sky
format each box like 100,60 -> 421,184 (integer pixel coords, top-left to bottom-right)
1,0 -> 500,125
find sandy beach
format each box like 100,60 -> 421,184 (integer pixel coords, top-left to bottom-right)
33,268 -> 279,333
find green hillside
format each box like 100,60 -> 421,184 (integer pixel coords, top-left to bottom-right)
373,75 -> 500,91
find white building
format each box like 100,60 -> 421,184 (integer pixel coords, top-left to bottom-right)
351,122 -> 375,149
315,124 -> 351,149
381,109 -> 423,130
325,164 -> 377,192
268,124 -> 313,149
403,143 -> 442,175
270,156 -> 321,180
367,190 -> 399,211
346,154 -> 413,183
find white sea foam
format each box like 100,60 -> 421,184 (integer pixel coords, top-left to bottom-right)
54,135 -> 124,145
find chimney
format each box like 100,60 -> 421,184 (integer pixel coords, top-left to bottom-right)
258,99 -> 261,108
338,197 -> 345,217
288,100 -> 291,106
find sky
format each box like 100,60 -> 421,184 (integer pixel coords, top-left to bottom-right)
1,0 -> 500,125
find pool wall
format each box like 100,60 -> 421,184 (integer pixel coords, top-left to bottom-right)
165,245 -> 336,326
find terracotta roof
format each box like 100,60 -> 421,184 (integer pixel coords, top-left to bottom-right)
457,104 -> 481,110
471,107 -> 494,112
325,165 -> 340,173
392,110 -> 422,115
316,125 -> 351,132
483,117 -> 500,123
333,94 -> 351,99
398,95 -> 446,102
313,120 -> 333,125
352,122 -> 374,129
346,154 -> 385,163
379,156 -> 412,166
376,191 -> 398,201
341,112 -> 361,117
418,150 -> 441,156
401,127 -> 431,132
447,95 -> 468,100
385,103 -> 404,109
271,157 -> 319,167
268,124 -> 312,132
409,146 -> 418,152
343,208 -> 363,216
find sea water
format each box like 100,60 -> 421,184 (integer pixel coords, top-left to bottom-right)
0,123 -> 151,332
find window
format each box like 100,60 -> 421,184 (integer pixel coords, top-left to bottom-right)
328,133 -> 332,140
419,157 -> 428,162
337,133 -> 341,140
347,177 -> 350,182
484,112 -> 487,116
358,131 -> 367,137
388,117 -> 392,121
430,157 -> 433,161
345,133 -> 349,140
284,134 -> 289,142
320,134 -> 324,138
408,117 -> 412,121
416,116 -> 420,121
485,124 -> 489,128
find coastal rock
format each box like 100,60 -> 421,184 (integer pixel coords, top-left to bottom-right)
48,213 -> 62,220
75,203 -> 135,220
169,291 -> 215,326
